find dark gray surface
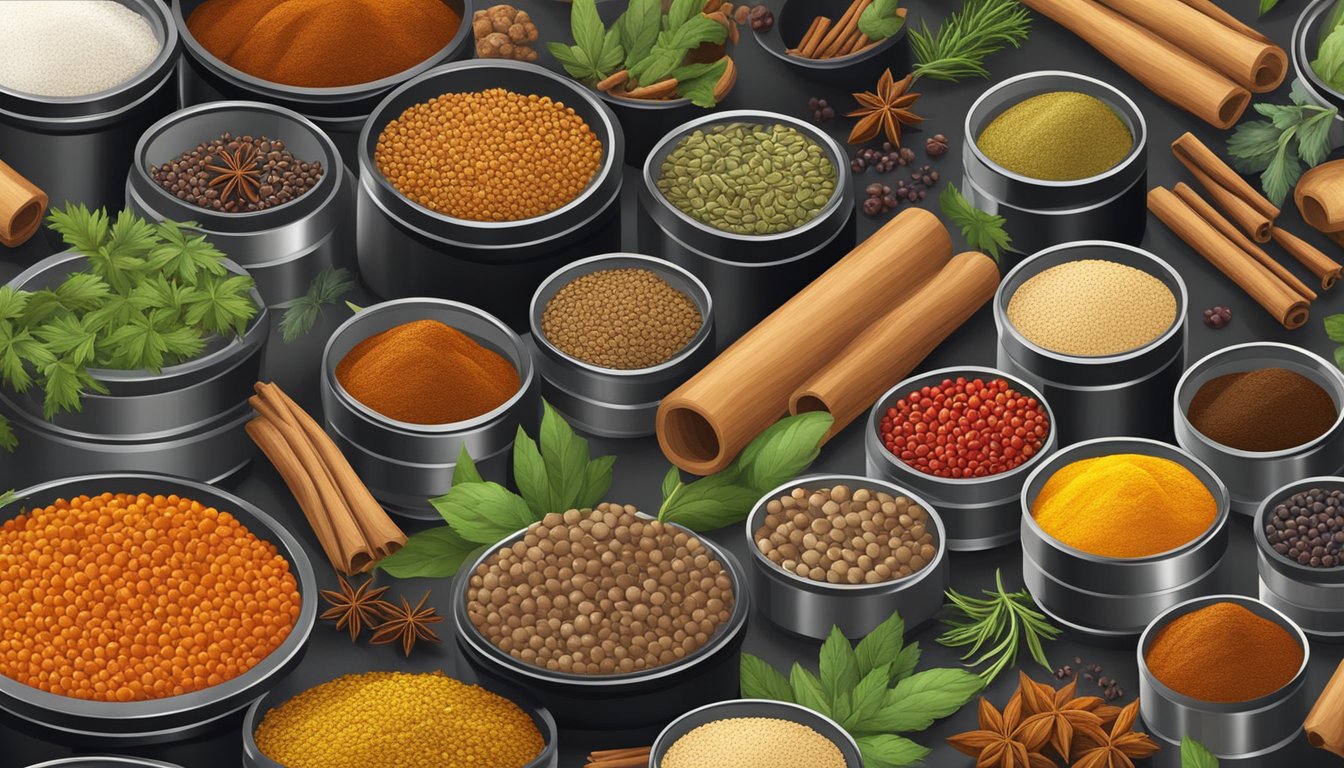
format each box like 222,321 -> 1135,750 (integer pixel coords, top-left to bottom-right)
2,0 -> 1344,765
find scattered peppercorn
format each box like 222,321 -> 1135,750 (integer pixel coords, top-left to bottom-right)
748,4 -> 774,32
1055,657 -> 1126,700
1203,305 -> 1232,329
541,267 -> 703,369
860,162 -> 940,216
808,97 -> 835,122
926,134 -> 950,158
149,132 -> 323,213
1266,487 -> 1344,569
473,4 -> 539,61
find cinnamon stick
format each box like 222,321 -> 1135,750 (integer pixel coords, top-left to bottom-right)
1295,161 -> 1344,233
1179,0 -> 1272,44
0,158 -> 46,248
815,0 -> 868,59
1274,227 -> 1343,291
790,16 -> 825,53
1149,187 -> 1310,330
1172,132 -> 1278,241
799,17 -> 832,57
1306,659 -> 1344,758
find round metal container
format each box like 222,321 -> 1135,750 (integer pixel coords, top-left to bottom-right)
0,473 -> 317,747
320,298 -> 540,520
0,252 -> 268,484
0,0 -> 180,218
240,667 -> 558,768
745,474 -> 948,640
453,522 -> 750,733
865,366 -> 1059,551
650,699 -> 864,768
172,0 -> 473,166
963,71 -> 1148,260
1174,342 -> 1344,516
1138,595 -> 1310,761
1021,438 -> 1230,638
1292,0 -> 1344,151
754,0 -> 910,86
126,101 -> 355,307
638,109 -> 856,349
527,253 -> 715,438
1254,477 -> 1344,640
994,241 -> 1189,446
25,760 -> 184,768
356,60 -> 624,332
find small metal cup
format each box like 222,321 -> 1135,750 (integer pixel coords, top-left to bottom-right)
1291,0 -> 1344,151
1254,477 -> 1344,641
649,699 -> 864,768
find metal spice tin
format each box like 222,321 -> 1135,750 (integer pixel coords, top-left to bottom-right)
649,699 -> 864,768
1291,0 -> 1344,151
1254,477 -> 1344,641
753,0 -> 910,86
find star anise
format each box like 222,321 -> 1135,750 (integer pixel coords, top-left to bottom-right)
1069,699 -> 1160,768
847,69 -> 924,147
319,575 -> 393,642
1017,672 -> 1107,761
205,142 -> 263,207
370,590 -> 443,657
948,694 -> 1055,768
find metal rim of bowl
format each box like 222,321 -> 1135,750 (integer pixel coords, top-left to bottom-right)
1020,436 -> 1230,564
171,0 -> 474,99
963,70 -> 1148,188
528,253 -> 715,378
744,473 -> 948,593
358,59 -> 620,230
1254,476 -> 1344,576
321,297 -> 536,434
453,519 -> 750,687
994,240 -> 1188,365
1294,0 -> 1344,107
24,760 -> 185,768
1174,342 -> 1344,460
751,0 -> 906,72
649,698 -> 864,768
865,365 -> 1058,488
641,109 -> 850,243
1137,594 -> 1310,713
0,472 -> 317,724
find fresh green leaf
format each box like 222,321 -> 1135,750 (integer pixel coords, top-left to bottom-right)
0,417 -> 14,453
673,58 -> 727,108
657,471 -> 762,531
184,274 -> 257,337
376,526 -> 483,578
844,664 -> 894,733
42,356 -> 105,419
1324,0 -> 1344,47
631,15 -> 724,85
661,465 -> 682,502
1259,0 -> 1279,15
576,453 -> 615,509
870,668 -> 983,733
453,444 -> 484,486
819,626 -> 862,704
859,0 -> 905,41
1298,109 -> 1336,168
738,411 -> 833,493
54,273 -> 110,311
552,0 -> 623,82
35,314 -> 100,367
1325,315 -> 1344,344
539,400 -> 587,511
571,0 -> 608,68
279,268 -> 355,343
617,0 -> 662,66
889,642 -> 921,683
665,0 -> 704,31
789,663 -> 831,717
1317,25 -> 1344,93
938,570 -> 1061,683
1261,135 -> 1303,207
1182,735 -> 1220,768
46,204 -> 109,256
428,481 -> 535,544
513,426 -> 552,518
1227,120 -> 1289,173
940,183 -> 1012,261
1334,344 -> 1344,373
740,653 -> 795,702
0,286 -> 29,321
1227,98 -> 1338,204
855,611 -> 905,676
911,0 -> 1031,83
855,734 -> 930,768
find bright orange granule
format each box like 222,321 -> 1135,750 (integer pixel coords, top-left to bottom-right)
0,492 -> 302,702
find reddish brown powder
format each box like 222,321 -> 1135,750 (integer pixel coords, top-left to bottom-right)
1186,367 -> 1337,452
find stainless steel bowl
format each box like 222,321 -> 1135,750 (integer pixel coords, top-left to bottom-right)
528,253 -> 715,438
0,0 -> 181,218
638,109 -> 856,349
0,251 -> 268,484
320,298 -> 540,520
0,473 -> 316,747
753,0 -> 910,86
356,59 -> 624,331
126,101 -> 356,306
1174,342 -> 1344,516
963,71 -> 1148,261
649,699 -> 864,768
1138,595 -> 1310,760
995,241 -> 1188,446
1021,438 -> 1230,638
1255,477 -> 1344,640
1292,0 -> 1344,152
453,521 -> 750,734
865,366 -> 1059,551
745,474 -> 948,640
25,760 -> 185,768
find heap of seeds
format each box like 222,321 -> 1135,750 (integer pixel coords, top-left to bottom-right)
150,133 -> 324,213
375,88 -> 603,222
0,1 -> 161,98
662,717 -> 847,768
657,122 -> 836,235
1007,259 -> 1177,356
755,485 -> 937,585
1265,487 -> 1344,568
466,504 -> 734,675
541,267 -> 702,369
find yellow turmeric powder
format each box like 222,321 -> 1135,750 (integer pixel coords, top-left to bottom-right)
1030,453 -> 1217,558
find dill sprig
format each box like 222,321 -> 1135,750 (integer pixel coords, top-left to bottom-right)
279,267 -> 356,343
936,570 -> 1061,684
911,0 -> 1032,83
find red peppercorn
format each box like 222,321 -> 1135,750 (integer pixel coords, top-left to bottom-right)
878,377 -> 1050,479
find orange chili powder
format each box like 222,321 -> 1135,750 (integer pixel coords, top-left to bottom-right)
1145,602 -> 1303,703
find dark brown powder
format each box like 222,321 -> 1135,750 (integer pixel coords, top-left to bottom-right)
1186,367 -> 1337,452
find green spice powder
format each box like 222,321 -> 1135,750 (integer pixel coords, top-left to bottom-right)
657,122 -> 837,235
976,91 -> 1133,181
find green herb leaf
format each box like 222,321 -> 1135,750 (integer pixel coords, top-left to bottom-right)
552,0 -> 623,82
738,411 -> 834,493
819,626 -> 863,704
940,183 -> 1012,261
184,274 -> 257,337
1260,0 -> 1279,15
938,569 -> 1061,683
789,663 -> 831,717
855,611 -> 905,676
1325,314 -> 1344,342
890,641 -> 921,683
661,465 -> 682,502
428,481 -> 535,545
1227,119 -> 1288,173
35,314 -> 100,368
665,0 -> 705,31
844,664 -> 893,733
1317,22 -> 1344,91
540,401 -> 588,511
453,444 -> 484,486
870,668 -> 983,733
571,0 -> 607,67
1324,0 -> 1344,47
41,356 -> 104,419
576,453 -> 615,509
859,0 -> 905,41
855,734 -> 930,768
55,273 -> 111,312
657,472 -> 762,531
0,417 -> 14,453
673,58 -> 727,108
279,268 -> 356,343
911,0 -> 1031,83
740,653 -> 795,702
376,526 -> 483,579
1182,735 -> 1220,768
47,204 -> 109,256
617,0 -> 662,67
1298,109 -> 1336,168
0,286 -> 28,321
1261,135 -> 1303,207
513,425 -> 552,518
1227,99 -> 1337,205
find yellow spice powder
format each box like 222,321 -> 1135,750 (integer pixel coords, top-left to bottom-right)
977,91 -> 1133,181
1007,259 -> 1177,356
663,717 -> 847,768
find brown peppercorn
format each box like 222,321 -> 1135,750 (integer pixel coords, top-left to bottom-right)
925,134 -> 949,158
541,268 -> 703,369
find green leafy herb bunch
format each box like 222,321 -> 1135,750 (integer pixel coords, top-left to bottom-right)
1228,83 -> 1337,206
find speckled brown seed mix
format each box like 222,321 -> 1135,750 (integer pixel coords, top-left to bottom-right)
466,503 -> 734,675
149,132 -> 324,213
541,267 -> 703,369
755,485 -> 937,585
374,88 -> 602,222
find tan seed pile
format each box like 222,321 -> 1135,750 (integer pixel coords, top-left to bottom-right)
466,503 -> 734,675
662,717 -> 847,768
755,485 -> 937,585
374,88 -> 602,222
541,268 -> 703,369
1006,259 -> 1177,356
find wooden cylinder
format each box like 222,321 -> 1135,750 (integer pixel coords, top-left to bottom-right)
1295,161 -> 1344,234
0,159 -> 47,248
1306,658 -> 1344,757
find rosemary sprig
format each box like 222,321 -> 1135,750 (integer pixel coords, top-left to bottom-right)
911,0 -> 1032,83
279,267 -> 356,343
936,570 -> 1061,684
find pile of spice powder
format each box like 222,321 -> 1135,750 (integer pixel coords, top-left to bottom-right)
1007,259 -> 1177,356
254,671 -> 545,768
1145,602 -> 1303,703
0,1 -> 160,98
541,268 -> 702,369
0,492 -> 301,702
375,88 -> 603,221
977,91 -> 1133,181
466,504 -> 734,675
662,717 -> 847,768
150,132 -> 324,213
1186,367 -> 1338,452
879,376 -> 1050,478
1265,487 -> 1344,568
187,0 -> 461,88
657,123 -> 837,235
1031,454 -> 1217,558
335,319 -> 520,425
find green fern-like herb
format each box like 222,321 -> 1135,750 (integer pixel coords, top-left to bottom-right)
911,0 -> 1032,83
279,268 -> 356,343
